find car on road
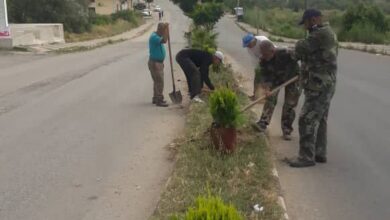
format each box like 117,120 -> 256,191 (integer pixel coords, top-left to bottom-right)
153,6 -> 162,12
141,9 -> 152,17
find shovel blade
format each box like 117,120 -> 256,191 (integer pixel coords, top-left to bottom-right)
169,90 -> 183,104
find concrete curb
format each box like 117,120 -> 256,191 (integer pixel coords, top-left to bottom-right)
22,18 -> 157,54
233,16 -> 390,56
253,123 -> 289,220
221,50 -> 290,220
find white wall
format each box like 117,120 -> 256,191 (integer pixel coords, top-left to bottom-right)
0,23 -> 65,48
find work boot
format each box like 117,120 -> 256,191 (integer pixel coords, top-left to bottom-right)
155,100 -> 169,107
252,121 -> 267,133
152,97 -> 164,104
282,132 -> 292,141
287,157 -> 315,168
315,155 -> 327,163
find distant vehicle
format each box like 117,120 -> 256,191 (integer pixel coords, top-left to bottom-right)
141,9 -> 152,17
234,7 -> 244,21
154,6 -> 162,12
153,5 -> 162,12
134,2 -> 146,10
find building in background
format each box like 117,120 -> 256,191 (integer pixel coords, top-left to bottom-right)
89,0 -> 133,15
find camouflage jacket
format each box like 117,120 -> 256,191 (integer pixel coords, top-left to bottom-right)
259,48 -> 299,88
295,23 -> 338,91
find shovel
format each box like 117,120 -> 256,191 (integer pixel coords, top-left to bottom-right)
167,27 -> 183,104
241,76 -> 299,112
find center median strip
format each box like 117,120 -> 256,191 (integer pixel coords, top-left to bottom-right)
152,64 -> 284,219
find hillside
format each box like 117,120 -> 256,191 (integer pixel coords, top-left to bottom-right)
224,0 -> 390,13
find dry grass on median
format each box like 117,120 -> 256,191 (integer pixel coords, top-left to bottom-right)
151,66 -> 282,219
65,19 -> 144,43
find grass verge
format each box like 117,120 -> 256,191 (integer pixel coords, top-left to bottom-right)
55,38 -> 126,54
152,65 -> 282,219
65,18 -> 144,43
242,8 -> 389,45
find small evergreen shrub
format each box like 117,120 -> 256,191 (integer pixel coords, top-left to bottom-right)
209,88 -> 242,128
171,195 -> 243,220
190,27 -> 218,53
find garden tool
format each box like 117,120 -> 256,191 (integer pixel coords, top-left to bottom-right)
167,28 -> 183,104
241,76 -> 299,112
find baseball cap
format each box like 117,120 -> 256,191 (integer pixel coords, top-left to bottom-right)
299,9 -> 322,25
214,51 -> 224,63
242,33 -> 255,48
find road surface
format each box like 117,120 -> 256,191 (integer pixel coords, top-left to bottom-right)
217,16 -> 390,220
0,1 -> 190,219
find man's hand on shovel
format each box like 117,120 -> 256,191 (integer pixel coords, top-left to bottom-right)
241,76 -> 299,113
264,89 -> 272,97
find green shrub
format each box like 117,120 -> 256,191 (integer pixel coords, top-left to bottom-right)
209,88 -> 242,128
111,10 -> 139,25
8,0 -> 90,33
190,27 -> 218,53
342,3 -> 389,33
339,21 -> 388,44
89,14 -> 113,26
172,0 -> 198,13
171,195 -> 243,220
243,8 -> 305,39
190,2 -> 224,30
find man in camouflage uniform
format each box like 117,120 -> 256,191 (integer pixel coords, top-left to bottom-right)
252,40 -> 301,140
288,9 -> 338,168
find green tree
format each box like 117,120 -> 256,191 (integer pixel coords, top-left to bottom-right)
342,3 -> 388,33
190,2 -> 224,30
7,0 -> 90,33
172,0 -> 198,13
339,3 -> 389,43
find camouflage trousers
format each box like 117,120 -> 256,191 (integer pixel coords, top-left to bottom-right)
299,84 -> 336,161
259,81 -> 301,134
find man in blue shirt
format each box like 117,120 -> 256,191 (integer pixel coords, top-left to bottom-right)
148,22 -> 169,107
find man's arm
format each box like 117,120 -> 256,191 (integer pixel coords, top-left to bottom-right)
160,23 -> 169,44
200,63 -> 215,90
295,31 -> 321,60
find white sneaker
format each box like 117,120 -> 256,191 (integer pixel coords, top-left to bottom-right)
192,96 -> 204,103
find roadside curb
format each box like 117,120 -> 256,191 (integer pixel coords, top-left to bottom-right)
267,139 -> 290,220
232,16 -> 390,56
221,50 -> 290,220
20,18 -> 157,54
254,122 -> 290,220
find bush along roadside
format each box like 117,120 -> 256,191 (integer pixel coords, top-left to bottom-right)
151,64 -> 283,220
65,10 -> 144,43
240,4 -> 389,45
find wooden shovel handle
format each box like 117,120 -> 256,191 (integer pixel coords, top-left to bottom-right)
167,27 -> 176,92
241,76 -> 299,113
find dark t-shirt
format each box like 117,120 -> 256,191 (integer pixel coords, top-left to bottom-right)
176,49 -> 214,90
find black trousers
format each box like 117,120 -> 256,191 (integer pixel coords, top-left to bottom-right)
176,56 -> 201,99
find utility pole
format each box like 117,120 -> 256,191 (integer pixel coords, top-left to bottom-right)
0,0 -> 10,38
305,0 -> 309,37
256,5 -> 259,35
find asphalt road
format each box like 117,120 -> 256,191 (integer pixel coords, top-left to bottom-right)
217,16 -> 390,220
0,1 -> 190,219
